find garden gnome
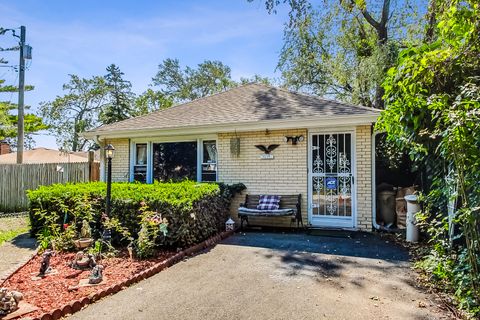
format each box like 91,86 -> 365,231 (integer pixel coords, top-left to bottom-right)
88,265 -> 104,284
38,249 -> 54,277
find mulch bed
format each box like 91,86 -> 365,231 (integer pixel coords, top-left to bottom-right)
1,249 -> 175,319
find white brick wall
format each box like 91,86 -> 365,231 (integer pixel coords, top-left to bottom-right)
104,138 -> 130,182
218,129 -> 308,227
103,125 -> 373,231
355,125 -> 373,231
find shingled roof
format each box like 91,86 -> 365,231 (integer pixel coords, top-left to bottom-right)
85,84 -> 380,138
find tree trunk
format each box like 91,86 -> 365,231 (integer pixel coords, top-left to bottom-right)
425,0 -> 438,43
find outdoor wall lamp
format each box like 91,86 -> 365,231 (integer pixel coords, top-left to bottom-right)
284,135 -> 304,145
104,144 -> 115,218
105,144 -> 115,159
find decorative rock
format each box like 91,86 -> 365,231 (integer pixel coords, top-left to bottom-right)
0,287 -> 23,316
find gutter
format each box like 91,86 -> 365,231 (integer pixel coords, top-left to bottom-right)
82,114 -> 380,140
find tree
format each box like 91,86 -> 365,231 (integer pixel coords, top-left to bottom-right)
152,59 -> 236,103
40,75 -> 108,151
255,0 -> 424,108
377,0 -> 479,313
99,64 -> 136,124
0,79 -> 47,149
134,89 -> 173,116
239,74 -> 273,86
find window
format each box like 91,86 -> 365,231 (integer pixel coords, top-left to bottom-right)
131,138 -> 217,183
133,144 -> 147,182
201,140 -> 217,182
152,142 -> 197,182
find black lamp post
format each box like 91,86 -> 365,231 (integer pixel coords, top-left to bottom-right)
104,144 -> 115,218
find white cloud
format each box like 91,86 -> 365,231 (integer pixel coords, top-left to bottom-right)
1,1 -> 287,148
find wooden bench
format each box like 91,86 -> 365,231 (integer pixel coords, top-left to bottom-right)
238,194 -> 303,229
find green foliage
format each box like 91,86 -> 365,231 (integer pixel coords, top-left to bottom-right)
99,64 -> 136,124
134,89 -> 173,116
135,204 -> 168,259
152,58 -> 236,103
27,181 -> 245,251
239,75 -> 274,86
0,79 -> 47,149
39,74 -> 109,151
257,0 -> 423,108
377,0 -> 480,315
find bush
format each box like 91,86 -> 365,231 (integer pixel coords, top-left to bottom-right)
27,181 -> 245,251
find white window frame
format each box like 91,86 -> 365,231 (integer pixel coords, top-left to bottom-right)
130,135 -> 217,183
198,139 -> 218,182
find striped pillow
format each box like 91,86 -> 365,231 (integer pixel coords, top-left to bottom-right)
257,195 -> 281,210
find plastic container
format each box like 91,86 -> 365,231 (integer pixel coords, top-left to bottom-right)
404,195 -> 420,242
378,190 -> 397,226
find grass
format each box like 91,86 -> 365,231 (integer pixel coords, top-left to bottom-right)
0,216 -> 29,245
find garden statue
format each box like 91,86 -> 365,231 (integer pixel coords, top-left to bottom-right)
74,220 -> 93,249
71,251 -> 97,270
88,265 -> 104,284
80,219 -> 92,239
0,288 -> 23,316
38,249 -> 54,277
127,242 -> 134,260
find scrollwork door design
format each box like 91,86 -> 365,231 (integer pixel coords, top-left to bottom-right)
309,133 -> 354,226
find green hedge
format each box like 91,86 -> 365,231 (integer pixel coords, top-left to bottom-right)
27,181 -> 244,248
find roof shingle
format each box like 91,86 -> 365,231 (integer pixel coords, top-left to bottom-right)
88,84 -> 380,134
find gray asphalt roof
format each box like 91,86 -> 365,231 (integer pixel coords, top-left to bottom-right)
87,84 -> 380,134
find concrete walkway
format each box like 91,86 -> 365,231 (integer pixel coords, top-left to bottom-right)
0,233 -> 37,282
70,232 -> 449,320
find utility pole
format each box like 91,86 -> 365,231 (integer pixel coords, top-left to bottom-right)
16,26 -> 26,164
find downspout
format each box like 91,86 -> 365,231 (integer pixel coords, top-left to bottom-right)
372,131 -> 382,230
94,135 -> 106,182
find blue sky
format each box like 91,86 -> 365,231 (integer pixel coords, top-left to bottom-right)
1,0 -> 288,149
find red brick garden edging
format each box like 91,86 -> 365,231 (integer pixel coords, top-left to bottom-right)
9,230 -> 234,320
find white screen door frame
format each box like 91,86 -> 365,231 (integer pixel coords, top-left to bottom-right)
307,129 -> 357,228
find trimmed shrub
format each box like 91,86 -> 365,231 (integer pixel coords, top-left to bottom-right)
27,181 -> 245,249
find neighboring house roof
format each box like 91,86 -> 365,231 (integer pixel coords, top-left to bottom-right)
0,148 -> 99,164
84,84 -> 380,139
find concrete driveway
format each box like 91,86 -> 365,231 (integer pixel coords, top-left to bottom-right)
69,231 -> 449,320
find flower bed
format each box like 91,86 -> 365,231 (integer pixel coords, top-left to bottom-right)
1,250 -> 173,319
5,181 -> 244,319
0,231 -> 232,320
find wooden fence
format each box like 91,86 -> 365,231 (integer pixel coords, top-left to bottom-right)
0,161 -> 100,212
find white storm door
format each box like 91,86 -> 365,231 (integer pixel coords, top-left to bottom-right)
308,132 -> 356,228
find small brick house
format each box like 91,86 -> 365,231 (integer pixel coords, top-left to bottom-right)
84,84 -> 380,231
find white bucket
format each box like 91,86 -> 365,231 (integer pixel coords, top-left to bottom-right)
404,195 -> 420,242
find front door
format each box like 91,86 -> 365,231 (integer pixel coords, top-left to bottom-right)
308,132 -> 355,228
